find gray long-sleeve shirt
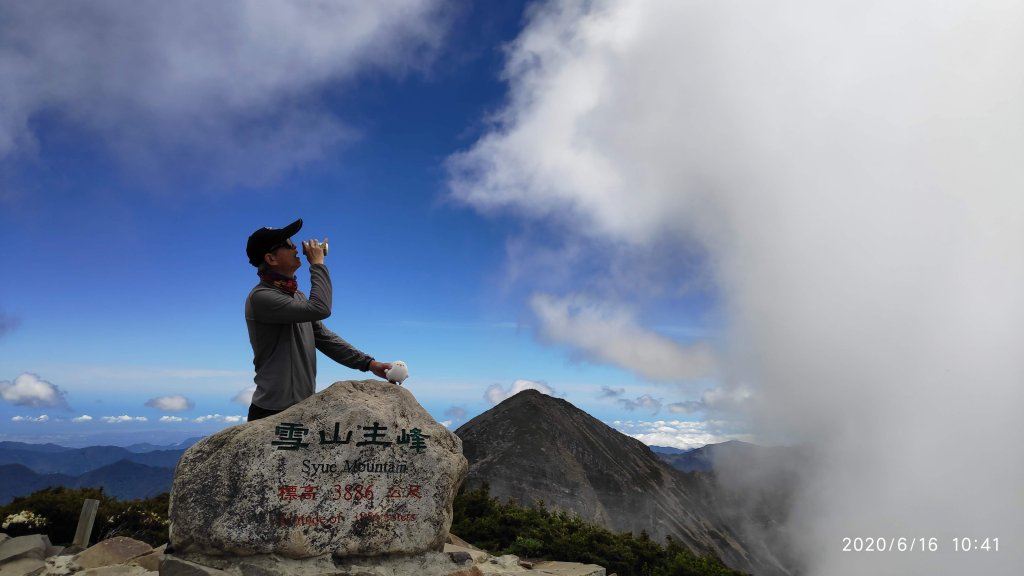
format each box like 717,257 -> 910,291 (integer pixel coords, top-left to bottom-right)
245,264 -> 373,410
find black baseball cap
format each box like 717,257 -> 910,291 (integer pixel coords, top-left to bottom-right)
246,218 -> 303,266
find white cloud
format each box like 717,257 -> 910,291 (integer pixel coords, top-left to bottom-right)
667,385 -> 756,415
72,415 -> 93,423
443,406 -> 467,420
193,414 -> 244,424
448,1 -> 1024,572
666,402 -> 700,415
102,415 -> 148,423
699,385 -> 755,413
0,373 -> 70,409
598,386 -> 625,398
11,414 -> 49,423
232,386 -> 256,406
439,420 -> 453,428
531,294 -> 716,382
446,0 -> 700,246
615,388 -> 749,417
0,1 -> 450,189
145,395 -> 194,412
484,379 -> 554,405
160,416 -> 185,423
611,419 -> 750,451
616,394 -> 662,414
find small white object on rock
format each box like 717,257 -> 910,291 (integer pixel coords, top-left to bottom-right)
385,361 -> 409,385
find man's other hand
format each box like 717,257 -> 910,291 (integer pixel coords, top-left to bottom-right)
369,361 -> 391,380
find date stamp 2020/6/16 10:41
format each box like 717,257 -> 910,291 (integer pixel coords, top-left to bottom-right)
842,536 -> 1000,553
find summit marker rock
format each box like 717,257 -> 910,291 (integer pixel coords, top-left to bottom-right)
168,380 -> 468,559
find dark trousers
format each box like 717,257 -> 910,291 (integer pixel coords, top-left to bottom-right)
247,403 -> 284,422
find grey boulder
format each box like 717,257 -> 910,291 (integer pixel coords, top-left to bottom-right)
168,380 -> 468,558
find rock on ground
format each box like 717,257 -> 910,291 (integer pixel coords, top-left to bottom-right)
74,537 -> 152,570
0,534 -> 162,576
0,556 -> 47,576
169,380 -> 468,559
0,532 -> 606,576
0,534 -> 51,564
530,561 -> 606,576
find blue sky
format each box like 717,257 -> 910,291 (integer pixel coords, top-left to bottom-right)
0,1 -> 729,448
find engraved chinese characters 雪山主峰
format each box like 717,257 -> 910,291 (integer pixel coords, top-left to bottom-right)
271,420 -> 432,526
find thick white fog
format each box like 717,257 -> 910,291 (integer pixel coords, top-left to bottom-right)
449,1 -> 1024,573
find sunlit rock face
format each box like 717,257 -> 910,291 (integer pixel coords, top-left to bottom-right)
169,380 -> 468,559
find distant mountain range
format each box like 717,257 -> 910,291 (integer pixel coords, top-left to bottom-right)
3,402 -> 803,575
654,439 -> 808,475
0,443 -> 186,476
648,445 -> 691,455
0,440 -> 198,504
456,390 -> 802,576
123,439 -> 202,453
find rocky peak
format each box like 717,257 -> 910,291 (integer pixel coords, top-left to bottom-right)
456,389 -> 791,576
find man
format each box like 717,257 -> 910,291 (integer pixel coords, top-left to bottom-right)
244,218 -> 391,421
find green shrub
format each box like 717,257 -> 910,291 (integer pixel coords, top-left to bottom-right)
0,487 -> 107,544
452,484 -> 749,576
100,492 -> 170,544
0,487 -> 169,546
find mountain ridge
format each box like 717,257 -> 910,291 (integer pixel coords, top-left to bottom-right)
0,459 -> 175,504
0,442 -> 184,476
455,389 -> 794,576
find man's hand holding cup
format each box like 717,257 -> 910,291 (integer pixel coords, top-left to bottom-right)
301,238 -> 329,265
